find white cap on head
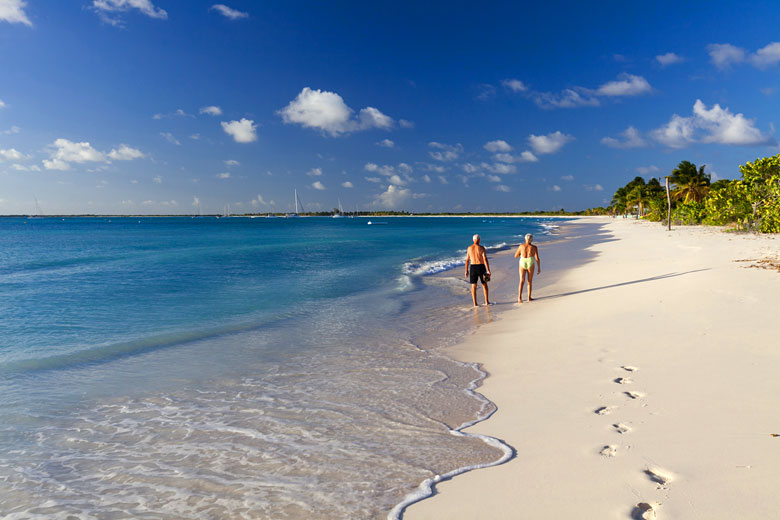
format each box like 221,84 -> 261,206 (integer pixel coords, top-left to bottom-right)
525,233 -> 533,242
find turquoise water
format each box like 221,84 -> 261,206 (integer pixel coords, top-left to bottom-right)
0,216 -> 562,518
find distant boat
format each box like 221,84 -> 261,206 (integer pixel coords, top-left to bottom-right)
286,188 -> 304,218
28,196 -> 43,219
367,221 -> 388,225
332,198 -> 344,218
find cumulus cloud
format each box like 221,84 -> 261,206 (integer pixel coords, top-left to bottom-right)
0,0 -> 31,25
656,52 -> 684,67
519,150 -> 539,162
487,175 -> 502,183
42,138 -> 143,170
482,162 -> 516,174
707,43 -> 746,69
224,159 -> 240,166
528,131 -> 574,154
217,172 -> 231,179
278,87 -> 394,136
312,181 -> 326,190
550,185 -> 562,192
0,148 -> 24,161
221,118 -> 258,143
376,138 -> 395,148
595,74 -> 652,97
306,167 -> 322,176
428,142 -> 463,161
584,184 -> 604,191
210,4 -> 248,19
529,74 -> 652,109
199,105 -> 223,116
4,125 -> 21,134
652,99 -> 772,148
375,185 -> 411,208
107,144 -> 145,160
91,0 -> 167,26
484,140 -> 512,153
160,132 -> 181,145
561,175 -> 574,181
750,42 -> 780,69
153,175 -> 162,184
399,119 -> 414,129
495,185 -> 511,192
421,174 -> 431,183
600,126 -> 647,148
636,165 -> 659,175
341,181 -> 354,188
502,79 -> 527,92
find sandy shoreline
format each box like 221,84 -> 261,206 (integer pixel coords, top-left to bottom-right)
406,217 -> 780,519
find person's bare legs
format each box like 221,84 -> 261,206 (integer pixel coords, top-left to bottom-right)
482,282 -> 490,305
527,268 -> 535,301
470,283 -> 478,306
518,268 -> 527,303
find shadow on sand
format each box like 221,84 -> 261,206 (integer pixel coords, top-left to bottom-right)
538,268 -> 711,300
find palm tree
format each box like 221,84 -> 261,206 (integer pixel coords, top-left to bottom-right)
626,184 -> 652,217
670,161 -> 711,203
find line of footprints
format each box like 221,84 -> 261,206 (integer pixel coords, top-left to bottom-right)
593,366 -> 673,520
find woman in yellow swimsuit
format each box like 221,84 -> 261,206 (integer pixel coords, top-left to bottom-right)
514,233 -> 541,303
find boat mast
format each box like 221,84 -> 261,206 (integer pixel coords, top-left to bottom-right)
294,188 -> 299,214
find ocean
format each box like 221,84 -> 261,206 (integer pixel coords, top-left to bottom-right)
0,215 -> 564,519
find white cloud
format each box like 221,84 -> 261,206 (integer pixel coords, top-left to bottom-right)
502,79 -> 527,92
397,163 -> 412,174
584,184 -> 604,191
0,148 -> 24,161
4,125 -> 20,134
278,87 -> 393,136
600,126 -> 647,148
217,172 -> 231,179
532,89 -> 599,109
252,194 -> 274,206
0,98 -> 5,109
707,43 -> 746,69
595,74 -> 652,97
376,138 -> 395,148
399,119 -> 414,129
487,175 -> 502,182
551,185 -> 562,192
341,181 -> 354,188
91,0 -> 167,26
656,52 -> 684,67
519,150 -> 539,162
652,99 -> 772,148
375,185 -> 411,208
307,167 -> 322,176
437,175 -> 448,184
482,162 -> 516,174
495,184 -> 511,192
636,165 -> 659,175
364,176 -> 381,183
484,139 -> 512,153
221,118 -> 258,143
750,42 -> 780,69
421,174 -> 431,183
10,163 -> 40,171
312,181 -> 326,190
107,144 -> 145,160
561,175 -> 574,181
210,4 -> 248,20
0,0 -> 32,26
199,105 -> 223,116
160,132 -> 181,145
190,133 -> 201,140
428,142 -> 463,161
224,159 -> 240,166
528,131 -> 574,154
153,175 -> 162,184
42,158 -> 69,170
476,84 -> 496,101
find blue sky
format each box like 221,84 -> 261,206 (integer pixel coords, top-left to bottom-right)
1,0 -> 780,214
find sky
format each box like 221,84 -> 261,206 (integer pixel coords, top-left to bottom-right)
2,0 -> 780,215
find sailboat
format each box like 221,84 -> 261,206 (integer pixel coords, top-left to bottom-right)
332,198 -> 344,218
28,196 -> 43,219
286,189 -> 304,218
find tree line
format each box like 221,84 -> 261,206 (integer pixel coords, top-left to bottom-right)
607,153 -> 780,233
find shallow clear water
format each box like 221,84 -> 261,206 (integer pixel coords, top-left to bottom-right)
0,216 -> 563,518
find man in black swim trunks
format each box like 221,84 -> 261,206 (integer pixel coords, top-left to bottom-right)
465,234 -> 491,307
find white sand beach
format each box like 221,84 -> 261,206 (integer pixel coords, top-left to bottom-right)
407,217 -> 780,519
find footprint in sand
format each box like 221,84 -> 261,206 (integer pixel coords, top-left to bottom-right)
622,366 -> 639,372
613,423 -> 631,434
594,406 -> 614,415
631,502 -> 658,519
599,445 -> 617,457
625,391 -> 645,400
645,467 -> 673,488
614,377 -> 632,384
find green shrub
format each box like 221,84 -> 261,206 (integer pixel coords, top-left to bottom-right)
672,201 -> 705,225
